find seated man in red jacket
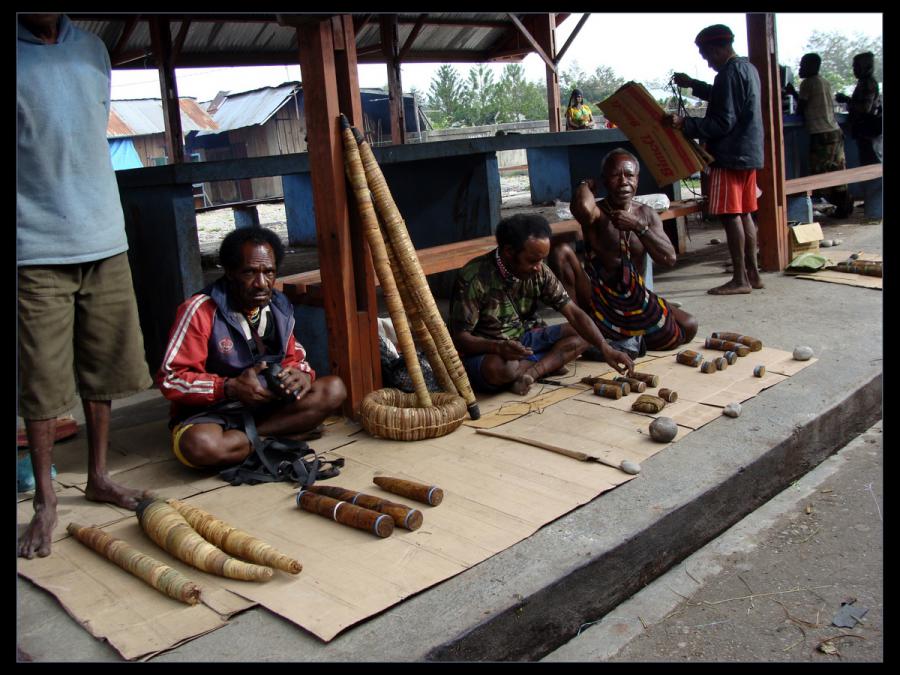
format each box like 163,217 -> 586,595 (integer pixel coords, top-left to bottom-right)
157,227 -> 346,469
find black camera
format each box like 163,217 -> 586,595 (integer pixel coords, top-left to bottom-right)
262,362 -> 297,399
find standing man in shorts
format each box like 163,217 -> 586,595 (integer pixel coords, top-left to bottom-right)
17,14 -> 154,558
663,23 -> 765,295
158,228 -> 347,469
449,213 -> 634,397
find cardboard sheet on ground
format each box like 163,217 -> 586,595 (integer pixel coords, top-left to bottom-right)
462,352 -> 661,429
17,343 -> 816,657
793,269 -> 882,290
19,415 -> 648,655
17,516 -> 256,661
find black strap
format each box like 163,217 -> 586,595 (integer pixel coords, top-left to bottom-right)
218,410 -> 344,486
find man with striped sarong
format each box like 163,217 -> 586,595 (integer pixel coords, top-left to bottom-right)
551,149 -> 698,354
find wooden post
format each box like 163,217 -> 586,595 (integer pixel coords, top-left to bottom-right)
380,14 -> 406,145
148,16 -> 185,165
747,13 -> 789,271
530,15 -> 561,133
331,14 -> 382,392
297,18 -> 369,416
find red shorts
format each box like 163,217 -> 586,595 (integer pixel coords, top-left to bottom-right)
705,167 -> 759,215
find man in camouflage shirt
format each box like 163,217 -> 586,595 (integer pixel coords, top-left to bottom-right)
450,213 -> 633,396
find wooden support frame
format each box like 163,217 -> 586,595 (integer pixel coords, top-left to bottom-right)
296,17 -> 373,416
747,13 -> 789,271
149,16 -> 186,164
380,14 -> 406,145
527,15 -> 561,133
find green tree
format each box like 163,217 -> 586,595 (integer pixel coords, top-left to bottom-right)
799,30 -> 883,93
426,64 -> 465,128
560,61 -> 626,113
459,64 -> 500,126
495,64 -> 547,123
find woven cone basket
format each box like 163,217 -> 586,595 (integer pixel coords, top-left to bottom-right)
350,124 -> 480,420
340,115 -> 431,408
360,388 -> 467,441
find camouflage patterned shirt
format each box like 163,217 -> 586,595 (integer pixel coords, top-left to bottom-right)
449,249 -> 570,341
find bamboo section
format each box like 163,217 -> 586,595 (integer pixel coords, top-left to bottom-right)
296,490 -> 394,538
136,499 -> 274,582
340,116 -> 431,408
631,394 -> 667,414
704,338 -> 750,357
349,122 -> 480,420
383,227 -> 458,395
167,499 -> 302,574
67,523 -> 202,605
307,485 -> 423,530
373,476 -> 443,506
709,332 -> 763,351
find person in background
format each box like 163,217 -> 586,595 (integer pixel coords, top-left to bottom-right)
17,14 -> 154,559
835,51 -> 882,221
797,53 -> 853,218
566,88 -> 595,130
663,24 -> 765,295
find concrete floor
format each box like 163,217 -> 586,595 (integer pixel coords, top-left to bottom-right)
17,210 -> 882,662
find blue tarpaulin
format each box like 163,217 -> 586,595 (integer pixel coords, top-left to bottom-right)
108,138 -> 143,170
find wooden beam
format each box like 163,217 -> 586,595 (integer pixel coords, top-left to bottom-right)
380,14 -> 406,145
554,13 -> 589,64
110,15 -> 139,63
170,19 -> 191,66
507,13 -> 556,73
148,17 -> 185,164
331,14 -> 382,392
296,19 -> 368,417
747,13 -> 788,271
525,14 -> 561,133
785,164 -> 883,195
398,13 -> 427,62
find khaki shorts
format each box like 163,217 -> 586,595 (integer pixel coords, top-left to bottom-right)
17,252 -> 153,419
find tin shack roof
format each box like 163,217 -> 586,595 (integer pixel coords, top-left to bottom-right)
107,98 -> 219,138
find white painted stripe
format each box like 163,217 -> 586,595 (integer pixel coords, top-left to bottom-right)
160,294 -> 220,395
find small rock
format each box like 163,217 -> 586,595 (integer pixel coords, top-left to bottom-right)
620,459 -> 641,475
832,239 -> 844,246
723,402 -> 742,418
710,238 -> 722,245
793,345 -> 814,361
649,417 -> 678,442
819,239 -> 834,247
849,252 -> 860,259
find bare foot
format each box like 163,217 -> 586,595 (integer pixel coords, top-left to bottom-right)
510,373 -> 535,396
84,476 -> 153,511
550,365 -> 570,377
282,424 -> 325,442
18,504 -> 57,559
747,269 -> 765,289
708,281 -> 752,295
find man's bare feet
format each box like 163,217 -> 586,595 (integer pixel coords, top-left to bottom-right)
84,476 -> 152,511
747,269 -> 765,289
18,503 -> 57,559
550,365 -> 570,377
708,281 -> 752,295
510,373 -> 535,396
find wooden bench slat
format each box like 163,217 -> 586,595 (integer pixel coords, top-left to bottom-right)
785,164 -> 883,195
276,202 -> 704,304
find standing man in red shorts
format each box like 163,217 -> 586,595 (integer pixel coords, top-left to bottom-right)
663,23 -> 765,295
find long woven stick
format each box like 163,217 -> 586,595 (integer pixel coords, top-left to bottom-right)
167,499 -> 302,574
340,116 -> 431,408
350,124 -> 480,420
381,217 -> 458,395
67,523 -> 201,605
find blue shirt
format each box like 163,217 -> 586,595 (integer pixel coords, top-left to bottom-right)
17,15 -> 129,266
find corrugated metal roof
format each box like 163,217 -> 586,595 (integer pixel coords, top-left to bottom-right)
197,83 -> 300,135
68,13 -> 564,68
107,98 -> 219,138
